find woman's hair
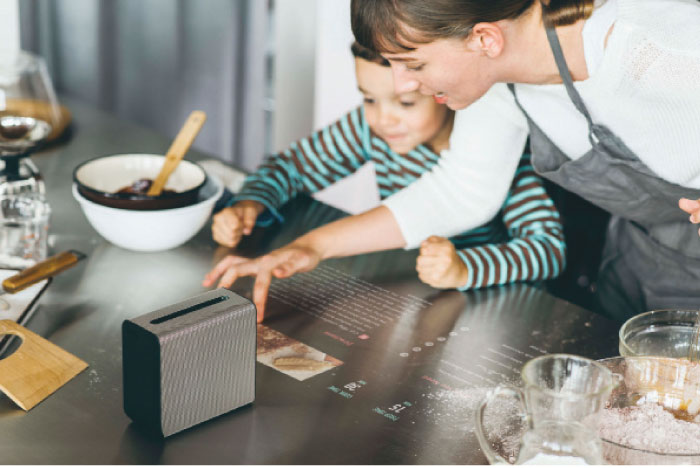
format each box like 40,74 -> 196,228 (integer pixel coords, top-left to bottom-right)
351,41 -> 390,67
351,0 -> 595,53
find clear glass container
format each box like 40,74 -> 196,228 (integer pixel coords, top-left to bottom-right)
0,51 -> 61,146
475,354 -> 616,465
0,194 -> 50,268
619,309 -> 700,359
0,51 -> 61,196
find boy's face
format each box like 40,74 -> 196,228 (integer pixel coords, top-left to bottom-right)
355,57 -> 450,154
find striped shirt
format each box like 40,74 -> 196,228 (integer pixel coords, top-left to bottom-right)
235,106 -> 566,290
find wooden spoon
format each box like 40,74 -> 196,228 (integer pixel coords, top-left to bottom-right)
147,110 -> 207,197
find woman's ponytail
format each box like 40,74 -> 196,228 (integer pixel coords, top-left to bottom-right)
541,0 -> 595,26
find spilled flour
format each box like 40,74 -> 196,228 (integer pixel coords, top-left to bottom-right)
421,386 -> 524,463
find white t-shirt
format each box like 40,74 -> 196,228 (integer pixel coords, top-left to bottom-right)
383,0 -> 700,248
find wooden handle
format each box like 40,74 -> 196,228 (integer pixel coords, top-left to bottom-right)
147,110 -> 207,196
2,250 -> 85,294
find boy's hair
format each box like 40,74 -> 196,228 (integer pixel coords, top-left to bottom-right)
350,41 -> 390,67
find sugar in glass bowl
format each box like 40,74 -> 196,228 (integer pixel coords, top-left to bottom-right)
597,356 -> 700,464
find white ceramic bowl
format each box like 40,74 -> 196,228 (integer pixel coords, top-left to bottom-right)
73,153 -> 207,210
73,176 -> 222,252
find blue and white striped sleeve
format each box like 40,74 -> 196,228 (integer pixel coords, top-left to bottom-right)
456,157 -> 567,290
234,107 -> 369,223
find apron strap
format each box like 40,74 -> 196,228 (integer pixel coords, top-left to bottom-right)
543,24 -> 600,146
544,27 -> 593,125
507,83 -> 526,112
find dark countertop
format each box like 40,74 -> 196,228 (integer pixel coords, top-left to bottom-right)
0,96 -> 622,464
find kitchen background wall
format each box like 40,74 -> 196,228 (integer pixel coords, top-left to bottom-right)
16,0 -> 361,172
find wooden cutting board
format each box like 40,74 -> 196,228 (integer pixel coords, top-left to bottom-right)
0,320 -> 88,411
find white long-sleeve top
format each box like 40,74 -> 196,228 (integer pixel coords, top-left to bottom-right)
383,0 -> 700,248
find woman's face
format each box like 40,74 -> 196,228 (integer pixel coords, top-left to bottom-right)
355,57 -> 450,154
382,37 -> 497,110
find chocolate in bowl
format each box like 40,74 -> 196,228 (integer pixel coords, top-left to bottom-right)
117,178 -> 176,196
74,154 -> 207,210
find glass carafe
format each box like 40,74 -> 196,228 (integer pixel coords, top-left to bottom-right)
475,354 -> 618,465
0,51 -> 60,195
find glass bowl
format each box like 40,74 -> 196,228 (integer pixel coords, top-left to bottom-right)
619,309 -> 700,358
597,356 -> 700,464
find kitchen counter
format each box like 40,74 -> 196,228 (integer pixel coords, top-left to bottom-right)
0,96 -> 622,464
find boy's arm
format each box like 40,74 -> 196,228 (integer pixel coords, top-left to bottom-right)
235,108 -> 369,223
455,158 -> 567,290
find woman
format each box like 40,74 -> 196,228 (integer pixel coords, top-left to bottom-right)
206,0 -> 700,321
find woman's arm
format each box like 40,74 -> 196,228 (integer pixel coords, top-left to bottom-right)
383,83 -> 529,248
204,85 -> 530,319
203,205 -> 404,322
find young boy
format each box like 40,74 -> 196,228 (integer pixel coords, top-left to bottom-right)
210,42 -> 565,292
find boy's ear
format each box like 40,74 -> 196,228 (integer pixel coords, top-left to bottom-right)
468,22 -> 505,58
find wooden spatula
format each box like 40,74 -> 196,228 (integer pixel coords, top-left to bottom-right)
0,320 -> 88,411
147,110 -> 207,197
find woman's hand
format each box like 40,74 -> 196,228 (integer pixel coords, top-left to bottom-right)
204,204 -> 406,321
212,200 -> 265,248
416,236 -> 469,289
679,198 -> 700,236
202,242 -> 322,322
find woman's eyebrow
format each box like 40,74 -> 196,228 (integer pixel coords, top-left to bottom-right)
385,56 -> 415,63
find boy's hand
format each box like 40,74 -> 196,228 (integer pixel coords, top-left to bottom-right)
416,236 -> 469,289
212,200 -> 265,248
202,242 -> 322,323
679,198 -> 700,237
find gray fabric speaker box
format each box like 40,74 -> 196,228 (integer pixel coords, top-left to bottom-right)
122,288 -> 256,437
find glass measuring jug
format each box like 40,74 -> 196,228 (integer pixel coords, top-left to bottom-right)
0,194 -> 50,269
475,354 -> 618,465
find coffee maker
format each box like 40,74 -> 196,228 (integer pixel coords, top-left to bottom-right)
0,115 -> 50,195
0,51 -> 62,196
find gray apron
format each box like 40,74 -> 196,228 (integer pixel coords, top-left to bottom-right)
508,26 -> 700,321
